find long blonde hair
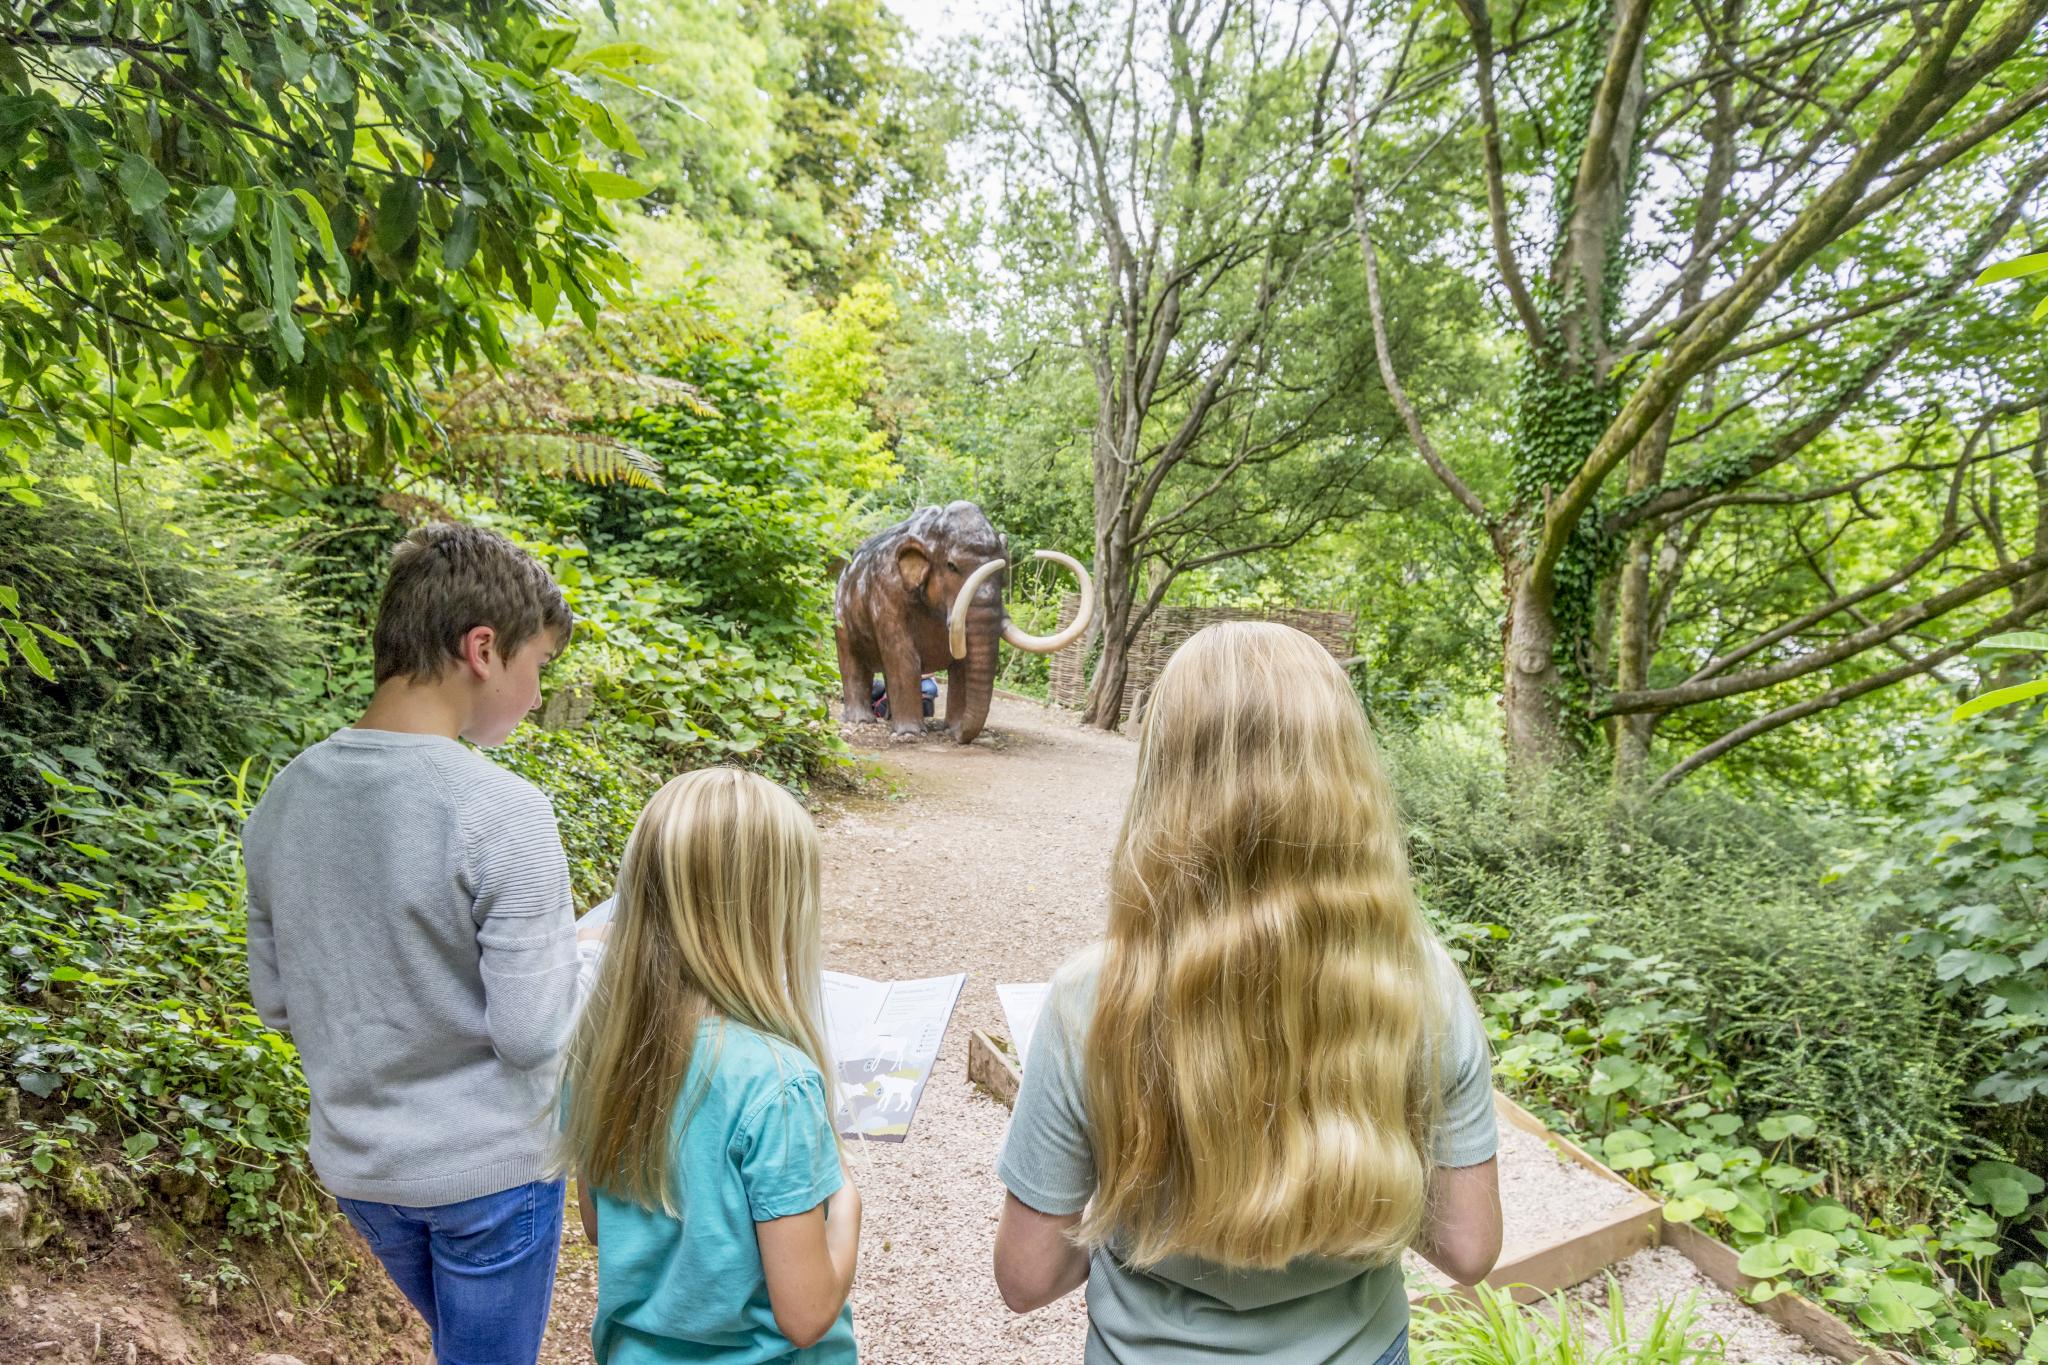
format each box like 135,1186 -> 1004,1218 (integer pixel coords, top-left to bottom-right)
559,767 -> 834,1214
1077,621 -> 1445,1270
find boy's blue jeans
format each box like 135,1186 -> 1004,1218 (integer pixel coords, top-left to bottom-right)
338,1178 -> 565,1365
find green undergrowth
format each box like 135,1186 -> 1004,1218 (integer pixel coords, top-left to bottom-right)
0,758 -> 321,1243
1414,1278 -> 1723,1365
1391,731 -> 2048,1364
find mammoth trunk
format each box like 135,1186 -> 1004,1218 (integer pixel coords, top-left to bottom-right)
954,604 -> 1003,743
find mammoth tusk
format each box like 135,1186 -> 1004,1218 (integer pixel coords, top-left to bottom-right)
1002,550 -> 1095,653
948,558 -> 1008,659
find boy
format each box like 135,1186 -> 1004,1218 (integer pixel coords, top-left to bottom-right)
244,523 -> 587,1363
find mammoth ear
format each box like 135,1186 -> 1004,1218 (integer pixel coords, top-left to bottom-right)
896,539 -> 931,590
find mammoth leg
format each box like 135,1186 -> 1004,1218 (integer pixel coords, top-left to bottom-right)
880,639 -> 925,740
837,623 -> 876,722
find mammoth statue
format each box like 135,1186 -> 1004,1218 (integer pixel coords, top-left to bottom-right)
834,502 -> 1095,744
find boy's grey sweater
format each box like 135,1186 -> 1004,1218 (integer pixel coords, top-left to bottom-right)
243,728 -> 583,1207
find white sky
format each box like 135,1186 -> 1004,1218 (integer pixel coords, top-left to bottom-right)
885,0 -> 1000,60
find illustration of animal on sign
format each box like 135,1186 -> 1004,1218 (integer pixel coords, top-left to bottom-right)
833,502 -> 1095,744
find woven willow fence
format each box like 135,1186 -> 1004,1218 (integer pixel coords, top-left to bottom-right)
1047,597 -> 1357,723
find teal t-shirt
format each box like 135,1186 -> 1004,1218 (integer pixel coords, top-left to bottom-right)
589,1018 -> 856,1365
996,945 -> 1498,1365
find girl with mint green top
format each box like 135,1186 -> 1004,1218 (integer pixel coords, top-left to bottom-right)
993,623 -> 1504,1364
559,769 -> 861,1364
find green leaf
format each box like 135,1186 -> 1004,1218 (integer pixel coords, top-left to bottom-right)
375,177 -> 422,256
443,208 -> 480,272
184,186 -> 237,245
1955,677 -> 2048,721
1969,1160 -> 2045,1215
1675,1181 -> 1740,1212
290,189 -> 337,262
268,200 -> 298,307
1588,1057 -> 1643,1095
1978,631 -> 2048,653
18,1072 -> 60,1099
572,42 -> 664,69
581,171 -> 651,200
1737,1241 -> 1790,1278
2,619 -> 55,680
1980,253 -> 2048,285
1758,1113 -> 1816,1142
1796,1203 -> 1857,1233
1857,1280 -> 1935,1334
115,153 -> 171,213
122,1130 -> 160,1161
1663,1196 -> 1707,1223
274,26 -> 310,83
311,52 -> 353,105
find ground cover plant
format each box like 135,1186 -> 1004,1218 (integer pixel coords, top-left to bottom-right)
1392,727 -> 2048,1362
1413,1279 -> 1725,1365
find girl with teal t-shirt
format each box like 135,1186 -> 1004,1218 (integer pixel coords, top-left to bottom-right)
559,768 -> 861,1364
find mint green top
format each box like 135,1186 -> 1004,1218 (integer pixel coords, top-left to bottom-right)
590,1018 -> 855,1365
996,949 -> 1498,1365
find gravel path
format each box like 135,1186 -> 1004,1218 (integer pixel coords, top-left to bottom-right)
1561,1248 -> 1829,1365
1402,1117 -> 1644,1282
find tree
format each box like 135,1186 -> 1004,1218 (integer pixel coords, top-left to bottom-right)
1336,0 -> 2048,786
0,0 -> 655,459
1002,0 -> 1402,730
757,0 -> 951,294
575,0 -> 947,299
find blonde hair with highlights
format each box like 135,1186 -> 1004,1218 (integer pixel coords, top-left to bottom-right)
559,768 -> 834,1214
1076,621 -> 1446,1271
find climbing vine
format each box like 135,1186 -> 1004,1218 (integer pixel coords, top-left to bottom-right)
1502,0 -> 1639,742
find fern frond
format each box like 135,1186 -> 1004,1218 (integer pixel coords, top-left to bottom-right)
377,491 -> 460,522
250,300 -> 724,496
443,430 -> 665,489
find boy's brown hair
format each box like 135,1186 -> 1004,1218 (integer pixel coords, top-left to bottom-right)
372,524 -> 573,685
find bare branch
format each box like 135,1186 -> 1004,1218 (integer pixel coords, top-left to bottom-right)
1605,539 -> 2048,716
1648,587 -> 2048,795
1450,0 -> 1547,347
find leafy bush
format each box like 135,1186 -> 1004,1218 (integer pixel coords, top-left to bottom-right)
0,758 -> 318,1241
1385,731 -> 2040,1360
527,308 -> 857,635
523,540 -> 848,790
0,476 -> 316,827
1844,713 -> 2048,1119
495,718 -> 663,909
1394,737 -> 1970,1194
502,307 -> 869,789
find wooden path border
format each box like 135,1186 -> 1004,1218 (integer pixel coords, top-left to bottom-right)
966,1030 -> 1911,1365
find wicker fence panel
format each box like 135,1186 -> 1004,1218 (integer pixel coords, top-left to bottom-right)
1046,597 -> 1355,722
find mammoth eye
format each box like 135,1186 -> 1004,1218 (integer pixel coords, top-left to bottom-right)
948,560 -> 959,571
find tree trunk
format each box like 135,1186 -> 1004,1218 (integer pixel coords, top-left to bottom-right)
1081,521 -> 1135,729
1502,560 -> 1570,779
1610,409 -> 1680,790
